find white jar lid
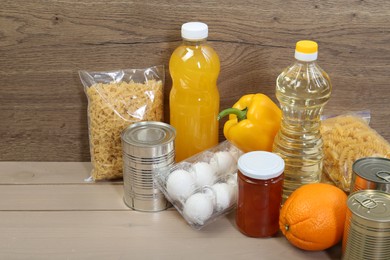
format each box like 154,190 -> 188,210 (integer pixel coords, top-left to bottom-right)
181,22 -> 208,40
238,151 -> 284,180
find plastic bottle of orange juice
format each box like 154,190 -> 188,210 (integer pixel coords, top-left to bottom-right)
169,22 -> 220,162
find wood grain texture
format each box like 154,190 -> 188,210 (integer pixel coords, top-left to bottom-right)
0,162 -> 91,184
1,0 -> 389,161
0,211 -> 339,259
0,184 -> 129,211
0,162 -> 341,259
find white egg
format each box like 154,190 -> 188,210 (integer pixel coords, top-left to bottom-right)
190,162 -> 217,188
166,169 -> 196,202
212,182 -> 235,211
228,181 -> 238,206
183,193 -> 214,225
209,151 -> 236,176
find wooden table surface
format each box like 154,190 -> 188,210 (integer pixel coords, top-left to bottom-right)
0,162 -> 341,259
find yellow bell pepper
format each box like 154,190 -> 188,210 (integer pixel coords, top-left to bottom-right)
218,93 -> 282,153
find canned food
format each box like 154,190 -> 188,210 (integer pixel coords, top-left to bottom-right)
122,121 -> 175,158
121,121 -> 175,212
342,190 -> 390,260
351,157 -> 390,193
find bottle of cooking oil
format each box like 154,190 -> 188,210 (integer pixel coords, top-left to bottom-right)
169,22 -> 220,162
272,40 -> 332,201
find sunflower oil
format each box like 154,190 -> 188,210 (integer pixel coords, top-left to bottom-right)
272,40 -> 332,201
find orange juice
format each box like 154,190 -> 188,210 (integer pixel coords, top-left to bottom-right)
169,22 -> 220,162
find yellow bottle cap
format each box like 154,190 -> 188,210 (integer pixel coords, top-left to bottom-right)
296,40 -> 318,54
295,40 -> 318,61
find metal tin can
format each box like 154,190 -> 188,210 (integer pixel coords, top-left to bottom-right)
121,121 -> 175,212
351,157 -> 390,193
342,190 -> 390,260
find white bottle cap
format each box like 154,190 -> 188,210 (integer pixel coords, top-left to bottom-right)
181,22 -> 208,40
238,151 -> 285,180
294,40 -> 318,62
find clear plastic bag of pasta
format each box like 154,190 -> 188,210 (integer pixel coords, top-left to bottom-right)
321,111 -> 390,192
79,65 -> 164,181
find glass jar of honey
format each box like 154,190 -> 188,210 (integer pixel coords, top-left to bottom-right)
236,151 -> 284,237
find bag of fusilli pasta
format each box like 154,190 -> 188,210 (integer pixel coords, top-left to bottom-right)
321,112 -> 390,192
79,66 -> 164,181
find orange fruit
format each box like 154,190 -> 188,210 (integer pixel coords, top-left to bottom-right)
279,183 -> 347,251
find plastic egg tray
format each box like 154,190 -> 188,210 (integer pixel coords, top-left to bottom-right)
155,140 -> 243,230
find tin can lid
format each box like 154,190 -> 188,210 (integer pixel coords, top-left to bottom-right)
348,190 -> 390,222
121,121 -> 176,147
353,157 -> 390,183
237,151 -> 284,180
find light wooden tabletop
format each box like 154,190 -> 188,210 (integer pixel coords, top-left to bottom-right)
0,162 -> 341,259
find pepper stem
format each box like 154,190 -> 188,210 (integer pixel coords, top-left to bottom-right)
217,107 -> 248,121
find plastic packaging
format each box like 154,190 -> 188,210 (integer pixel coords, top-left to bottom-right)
321,113 -> 390,192
155,141 -> 243,230
169,22 -> 220,162
272,40 -> 332,200
79,66 -> 164,181
236,151 -> 284,237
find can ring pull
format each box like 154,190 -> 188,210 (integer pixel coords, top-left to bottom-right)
376,171 -> 390,183
355,194 -> 378,209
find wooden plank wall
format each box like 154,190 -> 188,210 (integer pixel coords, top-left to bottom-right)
1,0 -> 389,161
